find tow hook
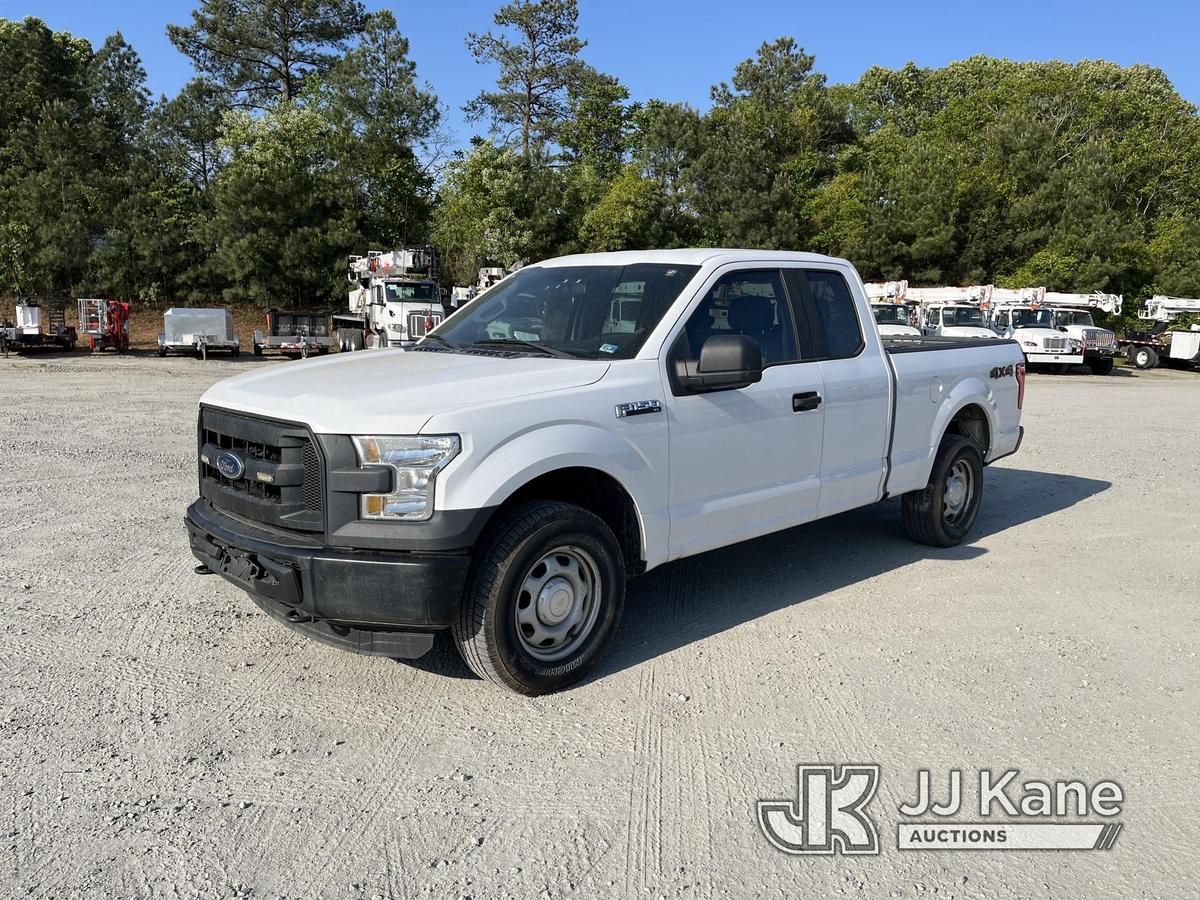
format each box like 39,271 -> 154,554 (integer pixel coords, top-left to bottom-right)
194,564 -> 213,575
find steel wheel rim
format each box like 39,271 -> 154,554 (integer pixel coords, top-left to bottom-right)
514,545 -> 602,662
943,460 -> 974,526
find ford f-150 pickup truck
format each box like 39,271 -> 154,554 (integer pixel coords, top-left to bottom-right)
186,250 -> 1025,694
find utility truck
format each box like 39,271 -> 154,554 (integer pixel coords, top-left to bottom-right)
1121,296 -> 1200,370
336,248 -> 443,351
0,295 -> 76,354
863,281 -> 920,336
1039,292 -> 1122,374
985,287 -> 1084,373
906,287 -> 1000,340
185,249 -> 1026,695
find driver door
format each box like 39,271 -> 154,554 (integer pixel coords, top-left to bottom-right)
663,268 -> 825,560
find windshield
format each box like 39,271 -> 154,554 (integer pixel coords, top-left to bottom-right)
430,263 -> 700,358
942,306 -> 984,327
1011,308 -> 1054,329
1055,310 -> 1095,327
872,304 -> 910,325
384,281 -> 436,303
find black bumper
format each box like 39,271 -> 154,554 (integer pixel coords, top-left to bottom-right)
1084,346 -> 1119,359
185,499 -> 471,657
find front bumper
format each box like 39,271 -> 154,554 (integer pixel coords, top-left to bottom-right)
1025,351 -> 1083,365
1083,345 -> 1119,359
185,499 -> 470,657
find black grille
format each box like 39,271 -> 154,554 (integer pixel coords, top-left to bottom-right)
301,441 -> 323,512
198,407 -> 323,533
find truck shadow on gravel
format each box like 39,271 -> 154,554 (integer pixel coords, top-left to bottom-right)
405,467 -> 1110,684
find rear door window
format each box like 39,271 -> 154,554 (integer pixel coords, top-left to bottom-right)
784,269 -> 864,360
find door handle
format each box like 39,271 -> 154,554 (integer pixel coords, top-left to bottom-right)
792,391 -> 822,412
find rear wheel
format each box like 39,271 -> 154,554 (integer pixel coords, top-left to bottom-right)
1132,346 -> 1158,369
1085,357 -> 1114,375
453,501 -> 625,695
902,434 -> 984,547
253,343 -> 263,357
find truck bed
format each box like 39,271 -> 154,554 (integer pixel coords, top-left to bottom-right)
880,333 -> 1025,498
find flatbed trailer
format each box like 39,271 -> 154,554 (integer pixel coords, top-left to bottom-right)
1,296 -> 76,355
254,308 -> 333,358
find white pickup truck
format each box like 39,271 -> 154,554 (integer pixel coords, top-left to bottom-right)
186,250 -> 1025,694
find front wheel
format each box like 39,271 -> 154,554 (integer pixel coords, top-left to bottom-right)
902,434 -> 984,547
1086,357 -> 1114,376
453,501 -> 626,694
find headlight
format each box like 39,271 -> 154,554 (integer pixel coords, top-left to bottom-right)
351,435 -> 460,521
1022,340 -> 1038,348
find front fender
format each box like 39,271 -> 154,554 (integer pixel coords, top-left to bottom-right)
438,421 -> 667,566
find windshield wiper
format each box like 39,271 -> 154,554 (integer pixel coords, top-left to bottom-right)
419,333 -> 457,348
471,338 -> 576,359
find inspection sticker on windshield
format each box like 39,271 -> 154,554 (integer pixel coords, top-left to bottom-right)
600,343 -> 619,354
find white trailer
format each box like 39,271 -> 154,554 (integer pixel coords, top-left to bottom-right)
158,308 -> 240,359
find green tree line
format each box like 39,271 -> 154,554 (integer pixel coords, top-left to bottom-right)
2,0 -> 1199,317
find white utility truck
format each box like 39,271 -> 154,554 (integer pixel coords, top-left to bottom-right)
863,281 -> 920,336
1039,291 -> 1122,374
985,287 -> 1084,373
335,248 -> 444,351
908,287 -> 1001,340
185,250 -> 1026,694
1120,295 -> 1200,370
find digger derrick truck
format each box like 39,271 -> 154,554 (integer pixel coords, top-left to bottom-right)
1120,296 -> 1200,371
984,287 -> 1086,373
335,248 -> 444,351
1036,292 -> 1123,375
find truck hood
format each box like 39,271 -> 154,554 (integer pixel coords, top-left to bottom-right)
200,349 -> 611,434
877,323 -> 921,336
941,326 -> 998,339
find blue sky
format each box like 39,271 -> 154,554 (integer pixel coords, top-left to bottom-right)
6,0 -> 1198,149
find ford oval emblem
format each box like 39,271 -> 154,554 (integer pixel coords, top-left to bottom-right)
216,450 -> 245,480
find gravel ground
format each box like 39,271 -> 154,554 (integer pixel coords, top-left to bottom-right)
1,351 -> 1197,899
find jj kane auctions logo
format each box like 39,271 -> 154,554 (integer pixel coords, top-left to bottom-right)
758,765 -> 1124,854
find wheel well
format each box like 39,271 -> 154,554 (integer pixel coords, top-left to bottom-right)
945,404 -> 990,456
491,468 -> 645,575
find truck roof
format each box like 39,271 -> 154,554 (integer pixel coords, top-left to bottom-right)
535,249 -> 852,268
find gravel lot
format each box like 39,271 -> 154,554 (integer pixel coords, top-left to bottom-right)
1,352 -> 1197,899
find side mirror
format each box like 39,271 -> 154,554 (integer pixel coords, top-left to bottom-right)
1057,325 -> 1068,332
677,334 -> 763,392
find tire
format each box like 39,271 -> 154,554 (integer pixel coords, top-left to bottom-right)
253,344 -> 263,357
231,346 -> 240,358
1054,363 -> 1072,375
1132,346 -> 1158,369
453,500 -> 626,695
902,434 -> 985,548
157,344 -> 167,357
1085,357 -> 1114,376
